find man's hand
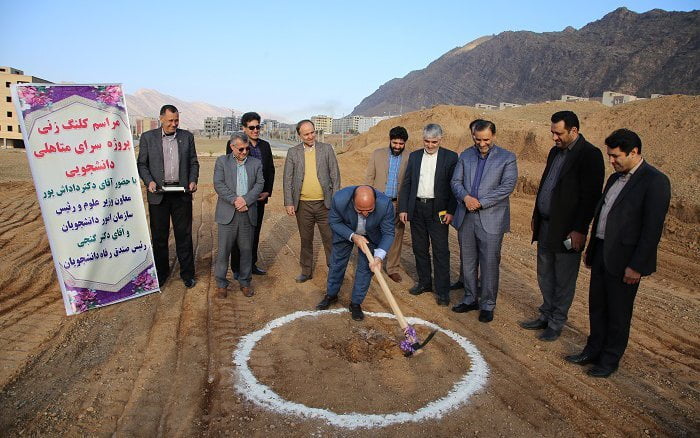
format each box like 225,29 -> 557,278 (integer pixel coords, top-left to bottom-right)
443,213 -> 453,225
623,267 -> 641,285
464,195 -> 481,212
257,192 -> 270,202
189,182 -> 197,193
399,212 -> 408,224
285,205 -> 296,216
234,196 -> 246,210
369,256 -> 382,273
351,234 -> 369,249
148,181 -> 157,193
568,231 -> 586,252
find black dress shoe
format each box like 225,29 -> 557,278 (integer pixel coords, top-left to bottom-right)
252,266 -> 267,275
183,278 -> 196,288
316,294 -> 338,310
452,302 -> 478,313
409,284 -> 432,295
436,296 -> 450,306
538,327 -> 561,341
450,280 -> 464,290
349,303 -> 364,321
478,310 -> 494,323
587,365 -> 617,378
564,352 -> 595,366
519,318 -> 548,330
295,274 -> 312,283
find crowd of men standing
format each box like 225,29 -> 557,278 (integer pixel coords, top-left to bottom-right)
137,105 -> 670,379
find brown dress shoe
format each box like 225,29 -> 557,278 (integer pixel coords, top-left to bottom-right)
388,273 -> 402,283
216,287 -> 228,299
241,286 -> 254,297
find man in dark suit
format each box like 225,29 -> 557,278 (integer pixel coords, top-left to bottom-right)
398,124 -> 458,306
316,185 -> 395,320
225,112 -> 275,277
214,132 -> 264,299
137,105 -> 199,288
565,129 -> 670,377
450,120 -> 518,322
521,111 -> 604,341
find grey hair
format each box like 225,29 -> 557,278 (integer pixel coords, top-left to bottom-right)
423,123 -> 443,139
230,131 -> 249,145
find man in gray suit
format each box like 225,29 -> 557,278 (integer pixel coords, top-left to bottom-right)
213,132 -> 264,298
137,104 -> 199,288
450,120 -> 517,322
283,120 -> 341,283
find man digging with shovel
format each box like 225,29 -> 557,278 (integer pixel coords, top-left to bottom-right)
316,185 -> 395,321
316,185 -> 438,356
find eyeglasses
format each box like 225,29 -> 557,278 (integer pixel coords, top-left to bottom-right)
246,125 -> 261,131
237,147 -> 250,152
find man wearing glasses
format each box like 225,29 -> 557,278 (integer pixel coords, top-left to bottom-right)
214,132 -> 264,298
226,112 -> 275,277
283,120 -> 341,283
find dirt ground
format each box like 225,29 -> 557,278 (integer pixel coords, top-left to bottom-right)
0,98 -> 698,437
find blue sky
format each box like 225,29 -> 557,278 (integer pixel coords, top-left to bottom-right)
2,1 -> 696,122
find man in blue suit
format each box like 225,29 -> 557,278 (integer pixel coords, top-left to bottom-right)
450,120 -> 517,322
316,185 -> 395,320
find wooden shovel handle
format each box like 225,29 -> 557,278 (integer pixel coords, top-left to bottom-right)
359,243 -> 409,329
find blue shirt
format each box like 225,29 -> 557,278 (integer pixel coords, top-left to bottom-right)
248,141 -> 262,161
236,158 -> 248,197
385,150 -> 403,199
470,147 -> 490,199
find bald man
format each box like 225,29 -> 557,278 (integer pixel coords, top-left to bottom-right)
316,185 -> 395,320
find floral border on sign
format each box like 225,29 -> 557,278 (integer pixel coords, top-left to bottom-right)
67,265 -> 158,314
17,86 -> 54,112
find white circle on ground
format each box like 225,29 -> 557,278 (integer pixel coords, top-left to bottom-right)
233,308 -> 489,429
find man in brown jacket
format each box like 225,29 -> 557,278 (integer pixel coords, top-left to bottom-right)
282,120 -> 341,283
365,126 -> 409,282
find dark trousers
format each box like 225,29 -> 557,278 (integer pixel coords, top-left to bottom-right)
149,193 -> 195,282
410,199 -> 450,299
536,220 -> 582,332
326,240 -> 375,305
584,239 -> 639,370
296,200 -> 333,276
231,201 -> 265,271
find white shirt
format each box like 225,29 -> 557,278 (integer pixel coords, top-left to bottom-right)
416,149 -> 438,198
596,158 -> 644,239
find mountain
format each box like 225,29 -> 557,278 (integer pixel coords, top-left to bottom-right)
125,89 -> 235,130
351,8 -> 700,116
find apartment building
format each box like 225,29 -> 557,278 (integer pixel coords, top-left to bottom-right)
0,66 -> 52,148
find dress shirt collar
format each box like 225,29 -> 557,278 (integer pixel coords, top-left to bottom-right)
162,129 -> 177,138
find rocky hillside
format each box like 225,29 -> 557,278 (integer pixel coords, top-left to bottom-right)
351,8 -> 699,116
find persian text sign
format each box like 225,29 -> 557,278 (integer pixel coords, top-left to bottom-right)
11,84 -> 159,315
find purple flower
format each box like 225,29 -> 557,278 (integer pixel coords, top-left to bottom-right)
73,289 -> 98,313
95,85 -> 123,106
133,270 -> 158,291
17,86 -> 52,109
